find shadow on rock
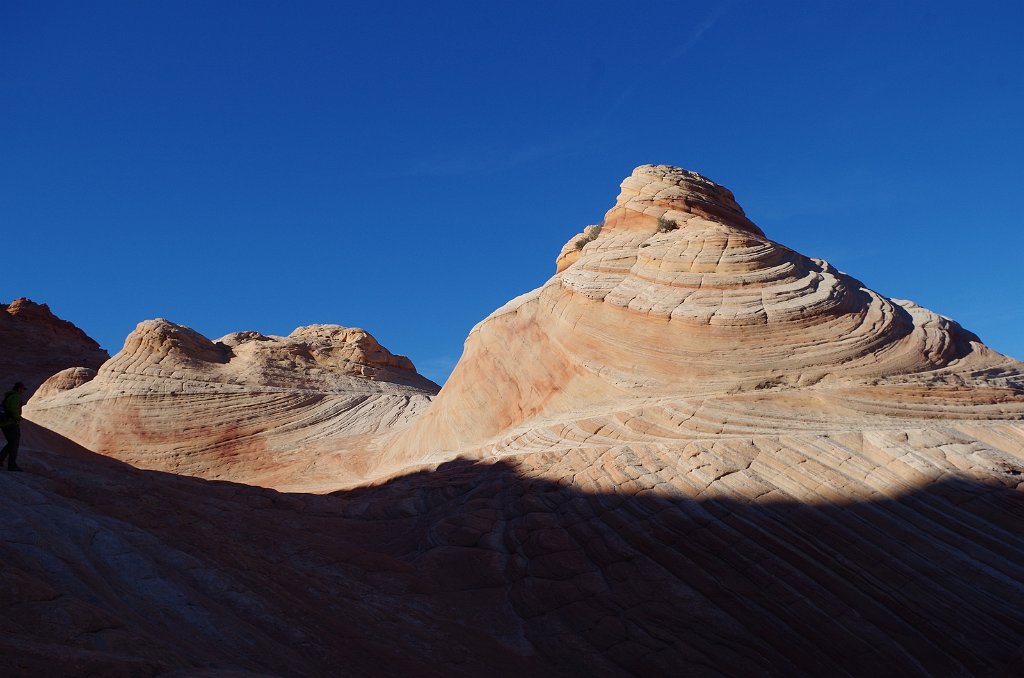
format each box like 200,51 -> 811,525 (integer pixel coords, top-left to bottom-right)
1,422 -> 1022,677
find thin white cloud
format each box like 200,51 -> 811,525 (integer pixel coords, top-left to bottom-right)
671,6 -> 726,60
602,2 -> 732,122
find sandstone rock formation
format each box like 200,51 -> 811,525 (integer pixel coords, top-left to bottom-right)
0,298 -> 108,394
5,165 -> 1024,676
1,426 -> 543,677
27,319 -> 438,490
385,164 -> 1024,469
366,164 -> 1024,671
3,419 -> 1022,676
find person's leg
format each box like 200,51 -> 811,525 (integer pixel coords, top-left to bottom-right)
1,425 -> 20,470
0,425 -> 11,464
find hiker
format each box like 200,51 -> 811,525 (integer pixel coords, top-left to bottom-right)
0,382 -> 27,472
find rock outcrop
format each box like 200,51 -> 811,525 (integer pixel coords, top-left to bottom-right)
27,319 -> 439,489
384,165 -> 1024,470
0,298 -> 109,394
3,419 -> 1022,676
5,165 -> 1024,676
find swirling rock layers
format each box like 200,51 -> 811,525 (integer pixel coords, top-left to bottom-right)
5,422 -> 1022,675
385,165 -> 1024,471
4,166 -> 1024,675
27,319 -> 439,489
363,165 -> 1024,671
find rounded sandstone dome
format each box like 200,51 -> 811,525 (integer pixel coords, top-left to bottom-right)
34,367 -> 98,398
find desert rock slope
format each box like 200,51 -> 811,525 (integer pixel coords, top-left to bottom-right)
26,320 -> 438,490
3,165 -> 1023,676
0,298 -> 109,393
359,164 -> 1024,672
387,164 -> 1024,468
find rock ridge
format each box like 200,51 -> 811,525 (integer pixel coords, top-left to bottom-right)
85,318 -> 436,394
0,297 -> 109,393
27,318 -> 439,489
384,164 -> 1024,472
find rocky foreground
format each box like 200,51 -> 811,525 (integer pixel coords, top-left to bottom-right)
2,422 -> 1022,676
3,165 -> 1024,676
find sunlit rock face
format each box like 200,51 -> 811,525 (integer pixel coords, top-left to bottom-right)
361,166 -> 1024,670
4,166 -> 1024,676
384,164 -> 1024,474
0,298 -> 109,393
27,319 -> 438,490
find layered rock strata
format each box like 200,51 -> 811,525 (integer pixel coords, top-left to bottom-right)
385,165 -> 1024,470
27,320 -> 438,489
6,165 -> 1024,675
0,298 -> 109,393
354,164 -> 1024,672
3,421 -> 1022,676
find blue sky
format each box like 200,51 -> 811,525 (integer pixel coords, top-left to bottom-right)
2,1 -> 1022,383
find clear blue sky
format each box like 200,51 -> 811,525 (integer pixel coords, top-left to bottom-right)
3,1 -> 1022,383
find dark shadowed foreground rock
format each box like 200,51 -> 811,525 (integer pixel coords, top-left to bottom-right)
1,422 -> 1022,676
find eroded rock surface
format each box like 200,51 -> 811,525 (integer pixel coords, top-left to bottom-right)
0,298 -> 109,394
6,165 -> 1024,676
1,423 -> 1021,676
359,165 -> 1024,672
27,319 -> 438,489
385,165 -> 1024,471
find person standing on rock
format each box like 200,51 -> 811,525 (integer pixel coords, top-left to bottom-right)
0,382 -> 27,472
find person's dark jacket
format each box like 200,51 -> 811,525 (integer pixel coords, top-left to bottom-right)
1,390 -> 23,427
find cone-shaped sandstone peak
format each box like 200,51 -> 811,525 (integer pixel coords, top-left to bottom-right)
605,164 -> 761,236
385,165 -> 1024,471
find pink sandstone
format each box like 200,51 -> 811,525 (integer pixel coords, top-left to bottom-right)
2,165 -> 1022,676
26,319 -> 438,490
